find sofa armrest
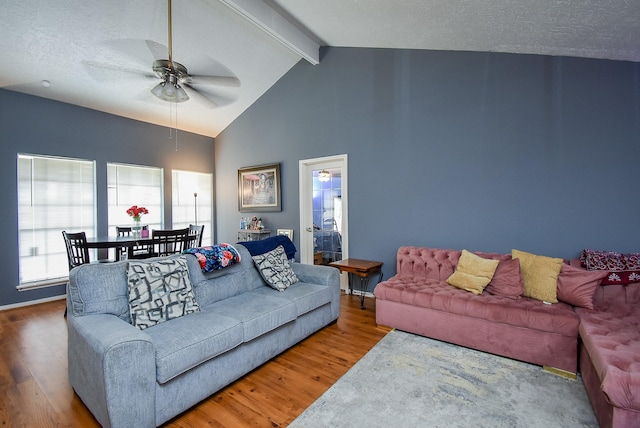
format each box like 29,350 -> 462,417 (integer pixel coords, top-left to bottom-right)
67,314 -> 156,428
291,263 -> 339,287
291,263 -> 341,320
602,366 -> 640,412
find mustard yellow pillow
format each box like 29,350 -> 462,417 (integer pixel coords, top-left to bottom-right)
512,249 -> 563,303
446,250 -> 500,295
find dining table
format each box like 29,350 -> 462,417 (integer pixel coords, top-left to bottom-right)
85,235 -> 156,261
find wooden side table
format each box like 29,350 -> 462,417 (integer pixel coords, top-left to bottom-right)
329,258 -> 383,309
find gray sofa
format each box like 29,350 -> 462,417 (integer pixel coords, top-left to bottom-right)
66,244 -> 340,428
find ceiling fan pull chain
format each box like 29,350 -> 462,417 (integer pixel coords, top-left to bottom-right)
168,101 -> 174,139
175,102 -> 179,152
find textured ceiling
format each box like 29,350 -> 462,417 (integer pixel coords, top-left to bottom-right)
0,0 -> 305,137
272,0 -> 640,62
1,0 -> 638,138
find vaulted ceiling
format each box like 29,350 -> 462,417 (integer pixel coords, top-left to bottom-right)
2,0 -> 638,138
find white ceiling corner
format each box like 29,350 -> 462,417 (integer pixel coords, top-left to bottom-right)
218,0 -> 319,64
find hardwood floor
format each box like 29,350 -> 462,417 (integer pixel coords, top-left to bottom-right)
0,293 -> 390,427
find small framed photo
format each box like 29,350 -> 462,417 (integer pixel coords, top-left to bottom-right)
238,163 -> 281,212
277,228 -> 294,240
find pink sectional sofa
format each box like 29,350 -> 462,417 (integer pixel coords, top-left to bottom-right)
374,246 -> 580,375
571,260 -> 640,428
374,246 -> 640,428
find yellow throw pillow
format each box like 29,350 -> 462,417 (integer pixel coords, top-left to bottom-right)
447,250 -> 500,295
512,249 -> 563,303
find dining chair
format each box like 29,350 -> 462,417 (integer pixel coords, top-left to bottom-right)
151,227 -> 190,257
116,226 -> 152,259
62,231 -> 91,270
62,230 -> 91,317
188,224 -> 205,248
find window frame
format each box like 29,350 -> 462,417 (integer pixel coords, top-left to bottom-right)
171,169 -> 213,246
107,162 -> 164,235
16,153 -> 97,289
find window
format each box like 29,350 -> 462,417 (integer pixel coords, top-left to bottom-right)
107,163 -> 163,233
17,154 -> 96,288
172,170 -> 213,246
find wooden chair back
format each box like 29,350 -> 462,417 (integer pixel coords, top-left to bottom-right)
151,228 -> 190,257
188,224 -> 205,248
62,231 -> 90,269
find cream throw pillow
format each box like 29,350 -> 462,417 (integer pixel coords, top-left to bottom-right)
512,249 -> 563,303
447,249 -> 500,295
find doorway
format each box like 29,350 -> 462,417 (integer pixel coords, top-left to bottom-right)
299,155 -> 348,270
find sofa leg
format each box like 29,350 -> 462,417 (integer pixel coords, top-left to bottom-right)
543,365 -> 577,379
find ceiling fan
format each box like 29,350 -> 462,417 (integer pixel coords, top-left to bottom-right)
83,0 -> 240,108
150,0 -> 240,105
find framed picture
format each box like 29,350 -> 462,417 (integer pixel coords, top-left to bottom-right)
277,228 -> 294,240
238,163 -> 281,212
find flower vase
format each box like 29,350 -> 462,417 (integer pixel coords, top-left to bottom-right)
132,218 -> 142,238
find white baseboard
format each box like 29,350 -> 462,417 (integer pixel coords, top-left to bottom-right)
0,294 -> 66,312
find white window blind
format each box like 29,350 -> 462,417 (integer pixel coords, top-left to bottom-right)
172,170 -> 213,246
107,163 -> 163,234
17,154 -> 96,287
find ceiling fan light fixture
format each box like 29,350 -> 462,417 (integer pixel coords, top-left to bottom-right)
318,170 -> 331,182
176,85 -> 189,102
151,81 -> 166,98
151,73 -> 189,103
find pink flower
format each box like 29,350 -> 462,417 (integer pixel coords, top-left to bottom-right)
126,205 -> 149,221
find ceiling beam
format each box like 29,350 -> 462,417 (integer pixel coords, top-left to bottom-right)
218,0 -> 319,65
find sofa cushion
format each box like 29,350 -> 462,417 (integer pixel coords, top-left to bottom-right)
252,245 -> 299,291
208,291 -> 297,342
144,309 -> 243,384
557,264 -> 607,309
375,275 -> 578,336
68,261 -> 130,321
485,258 -> 523,299
250,282 -> 334,317
577,304 -> 640,412
185,248 -> 255,307
446,250 -> 499,295
581,249 -> 627,271
396,246 -> 461,281
512,249 -> 563,303
127,257 -> 200,330
580,249 -> 640,285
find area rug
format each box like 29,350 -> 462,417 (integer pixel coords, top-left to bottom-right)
290,330 -> 598,428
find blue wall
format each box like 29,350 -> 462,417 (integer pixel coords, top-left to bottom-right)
0,89 -> 214,306
215,47 -> 640,289
3,46 -> 639,304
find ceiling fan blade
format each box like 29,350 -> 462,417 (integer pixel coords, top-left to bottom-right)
145,40 -> 169,62
187,74 -> 240,87
183,84 -> 236,109
82,60 -> 156,82
100,39 -> 162,70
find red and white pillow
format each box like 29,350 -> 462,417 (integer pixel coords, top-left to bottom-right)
580,249 -> 640,285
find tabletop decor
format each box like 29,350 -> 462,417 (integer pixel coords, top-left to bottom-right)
126,205 -> 149,237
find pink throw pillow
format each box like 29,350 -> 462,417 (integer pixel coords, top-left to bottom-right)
485,258 -> 524,299
556,263 -> 608,309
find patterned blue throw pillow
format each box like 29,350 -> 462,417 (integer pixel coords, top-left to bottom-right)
251,245 -> 299,291
183,243 -> 241,273
127,256 -> 200,330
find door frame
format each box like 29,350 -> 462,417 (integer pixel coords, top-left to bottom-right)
298,154 -> 348,265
